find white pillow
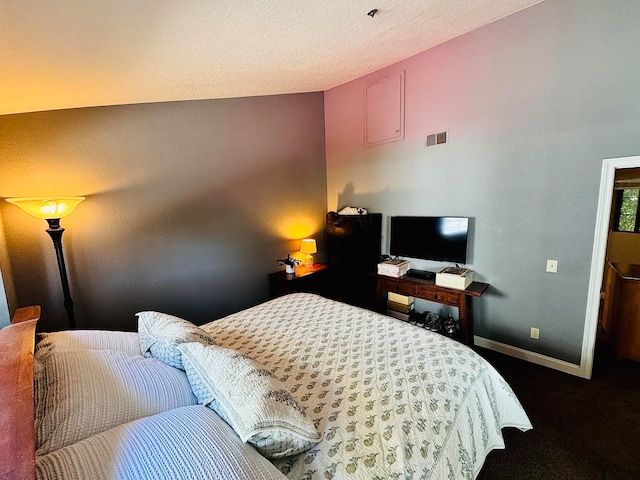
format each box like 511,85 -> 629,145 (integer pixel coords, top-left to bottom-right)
35,350 -> 197,455
35,330 -> 142,360
137,311 -> 216,369
178,342 -> 321,459
35,406 -> 287,480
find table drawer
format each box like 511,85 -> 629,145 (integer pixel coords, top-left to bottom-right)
415,285 -> 460,305
381,278 -> 417,296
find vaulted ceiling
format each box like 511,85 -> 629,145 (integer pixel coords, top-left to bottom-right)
1,0 -> 543,115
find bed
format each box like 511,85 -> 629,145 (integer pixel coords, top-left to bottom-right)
1,293 -> 532,480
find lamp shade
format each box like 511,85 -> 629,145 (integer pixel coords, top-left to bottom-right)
6,197 -> 85,220
300,238 -> 317,254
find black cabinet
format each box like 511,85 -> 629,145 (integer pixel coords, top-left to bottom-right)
325,212 -> 382,309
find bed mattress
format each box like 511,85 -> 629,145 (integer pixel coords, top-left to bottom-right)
203,293 -> 532,479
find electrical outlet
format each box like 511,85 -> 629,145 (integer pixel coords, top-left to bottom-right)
546,259 -> 558,273
530,327 -> 540,340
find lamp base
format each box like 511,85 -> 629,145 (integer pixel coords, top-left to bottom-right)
304,254 -> 314,267
46,223 -> 76,329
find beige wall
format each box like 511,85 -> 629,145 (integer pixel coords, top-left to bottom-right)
0,218 -> 15,327
0,94 -> 327,331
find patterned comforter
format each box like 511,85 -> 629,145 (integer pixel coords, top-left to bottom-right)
202,293 -> 532,480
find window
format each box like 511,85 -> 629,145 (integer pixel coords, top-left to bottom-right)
614,188 -> 640,233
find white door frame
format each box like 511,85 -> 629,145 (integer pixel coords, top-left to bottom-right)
581,155 -> 640,379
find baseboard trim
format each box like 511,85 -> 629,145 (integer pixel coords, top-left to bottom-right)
474,336 -> 585,378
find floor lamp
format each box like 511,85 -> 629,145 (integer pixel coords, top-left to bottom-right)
5,197 -> 85,329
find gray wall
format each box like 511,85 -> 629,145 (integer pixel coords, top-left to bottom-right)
0,94 -> 327,331
325,0 -> 640,364
0,271 -> 10,328
0,197 -> 17,327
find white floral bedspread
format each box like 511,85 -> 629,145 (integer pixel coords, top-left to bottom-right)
202,293 -> 532,480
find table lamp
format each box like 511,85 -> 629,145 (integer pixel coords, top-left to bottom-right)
300,238 -> 317,267
6,197 -> 85,329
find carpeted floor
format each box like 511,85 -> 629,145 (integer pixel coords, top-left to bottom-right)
476,346 -> 640,480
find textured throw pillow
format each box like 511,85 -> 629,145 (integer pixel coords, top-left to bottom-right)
35,406 -> 287,480
35,330 -> 142,360
137,311 -> 216,369
35,350 -> 197,455
178,342 -> 321,459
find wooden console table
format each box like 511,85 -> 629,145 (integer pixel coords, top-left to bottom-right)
374,274 -> 489,346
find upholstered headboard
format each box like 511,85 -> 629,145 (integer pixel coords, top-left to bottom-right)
0,306 -> 40,480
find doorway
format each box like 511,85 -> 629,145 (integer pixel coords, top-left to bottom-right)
582,155 -> 640,379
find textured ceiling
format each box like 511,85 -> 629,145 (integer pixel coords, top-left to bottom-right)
0,0 -> 543,115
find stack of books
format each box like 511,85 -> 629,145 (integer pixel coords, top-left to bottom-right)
386,292 -> 414,321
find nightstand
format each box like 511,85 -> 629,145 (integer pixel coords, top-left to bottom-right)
268,264 -> 329,298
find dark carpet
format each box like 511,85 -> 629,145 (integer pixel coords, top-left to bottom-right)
476,346 -> 640,480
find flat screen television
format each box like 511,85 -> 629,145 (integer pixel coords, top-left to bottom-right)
389,216 -> 469,264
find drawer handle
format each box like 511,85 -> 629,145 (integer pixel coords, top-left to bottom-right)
434,293 -> 439,300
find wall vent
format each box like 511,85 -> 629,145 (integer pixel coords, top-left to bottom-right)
425,130 -> 448,148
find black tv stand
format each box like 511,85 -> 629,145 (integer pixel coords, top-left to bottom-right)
407,269 -> 435,280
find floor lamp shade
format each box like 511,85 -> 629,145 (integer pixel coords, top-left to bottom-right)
5,196 -> 85,329
5,197 -> 85,220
